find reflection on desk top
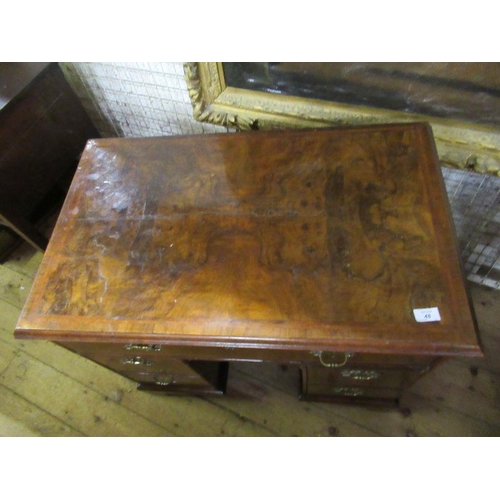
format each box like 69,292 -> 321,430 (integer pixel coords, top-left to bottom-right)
15,123 -> 482,356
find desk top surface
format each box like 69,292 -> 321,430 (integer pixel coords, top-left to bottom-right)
15,123 -> 481,356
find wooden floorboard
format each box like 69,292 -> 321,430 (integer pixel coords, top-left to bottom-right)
0,304 -> 278,437
0,384 -> 84,437
1,242 -> 499,437
206,363 -> 380,437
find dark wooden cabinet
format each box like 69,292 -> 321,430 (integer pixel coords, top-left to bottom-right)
14,124 -> 482,405
0,62 -> 100,259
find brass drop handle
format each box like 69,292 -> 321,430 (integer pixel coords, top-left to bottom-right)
124,344 -> 162,351
154,375 -> 174,386
311,351 -> 353,368
121,356 -> 153,366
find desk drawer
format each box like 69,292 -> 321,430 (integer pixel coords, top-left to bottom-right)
303,365 -> 427,390
57,341 -> 436,368
299,364 -> 428,404
57,341 -> 228,395
299,385 -> 402,405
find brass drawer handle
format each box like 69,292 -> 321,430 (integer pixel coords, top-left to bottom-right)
341,369 -> 380,380
124,344 -> 162,351
121,356 -> 153,366
311,351 -> 353,368
154,375 -> 174,386
332,387 -> 364,397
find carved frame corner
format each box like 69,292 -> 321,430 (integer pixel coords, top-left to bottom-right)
183,62 -> 500,176
183,62 -> 259,131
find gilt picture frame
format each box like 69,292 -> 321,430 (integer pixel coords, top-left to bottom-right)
184,62 -> 500,176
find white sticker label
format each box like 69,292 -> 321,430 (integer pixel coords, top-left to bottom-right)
413,307 -> 441,323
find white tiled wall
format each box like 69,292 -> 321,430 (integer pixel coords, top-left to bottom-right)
59,62 -> 500,290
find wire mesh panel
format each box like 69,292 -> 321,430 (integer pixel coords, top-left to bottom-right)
60,62 -> 228,137
60,62 -> 500,290
442,167 -> 500,290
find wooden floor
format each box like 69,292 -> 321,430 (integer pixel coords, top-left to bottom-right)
1,240 -> 499,437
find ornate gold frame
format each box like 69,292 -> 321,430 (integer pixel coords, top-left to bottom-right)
184,62 -> 500,176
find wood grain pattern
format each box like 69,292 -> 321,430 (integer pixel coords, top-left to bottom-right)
2,240 -> 499,433
16,123 -> 480,359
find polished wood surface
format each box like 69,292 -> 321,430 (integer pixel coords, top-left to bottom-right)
16,123 -> 480,359
2,242 -> 499,434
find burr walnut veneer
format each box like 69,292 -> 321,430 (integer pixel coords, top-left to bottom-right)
14,123 -> 482,405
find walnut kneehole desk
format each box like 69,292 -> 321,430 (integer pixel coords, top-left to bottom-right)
15,124 -> 482,406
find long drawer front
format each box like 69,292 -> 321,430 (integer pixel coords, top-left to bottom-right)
57,341 -> 436,367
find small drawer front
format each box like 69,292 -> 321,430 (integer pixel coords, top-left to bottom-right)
299,364 -> 429,404
57,342 -> 166,359
307,351 -> 436,369
121,369 -> 213,389
86,352 -> 177,375
57,343 -> 176,374
300,385 -> 402,404
304,365 -> 426,391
